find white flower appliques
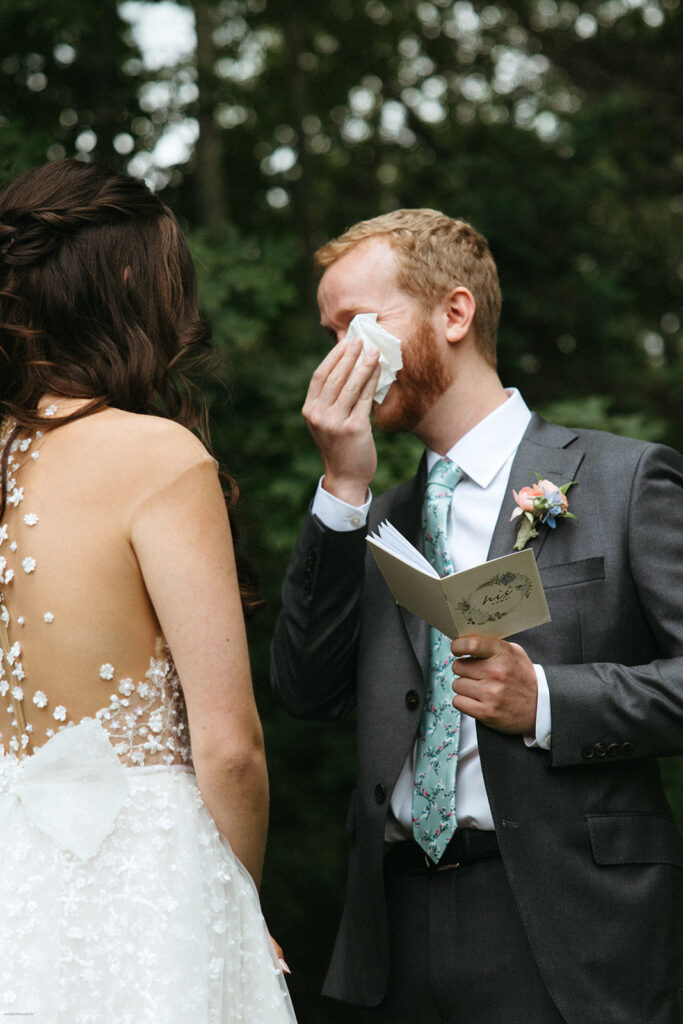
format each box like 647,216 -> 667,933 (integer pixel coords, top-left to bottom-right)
144,735 -> 165,755
99,663 -> 115,681
32,691 -> 48,709
7,488 -> 23,507
23,513 -> 39,526
6,642 -> 20,666
22,557 -> 36,574
43,612 -> 54,624
53,705 -> 67,722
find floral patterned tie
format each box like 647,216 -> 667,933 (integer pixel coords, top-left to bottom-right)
412,456 -> 464,863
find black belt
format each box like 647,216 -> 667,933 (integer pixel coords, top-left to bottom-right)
386,829 -> 500,873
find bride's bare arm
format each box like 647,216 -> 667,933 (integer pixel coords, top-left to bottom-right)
129,439 -> 269,888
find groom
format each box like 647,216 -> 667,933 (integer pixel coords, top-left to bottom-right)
271,209 -> 683,1023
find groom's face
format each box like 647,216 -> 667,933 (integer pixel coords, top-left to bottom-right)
317,238 -> 452,434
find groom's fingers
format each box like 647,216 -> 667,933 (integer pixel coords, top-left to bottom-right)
306,338 -> 358,404
307,337 -> 378,411
451,635 -> 502,664
352,355 -> 382,414
304,345 -> 380,431
324,342 -> 379,415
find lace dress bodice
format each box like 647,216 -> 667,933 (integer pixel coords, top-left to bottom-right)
0,412 -> 192,768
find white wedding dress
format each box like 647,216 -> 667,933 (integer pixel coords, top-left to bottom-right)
0,412 -> 296,1024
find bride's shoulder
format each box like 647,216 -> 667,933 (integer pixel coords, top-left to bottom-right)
76,408 -> 218,494
104,409 -> 212,461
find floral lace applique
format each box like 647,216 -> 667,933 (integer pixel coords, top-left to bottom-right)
94,643 -> 191,767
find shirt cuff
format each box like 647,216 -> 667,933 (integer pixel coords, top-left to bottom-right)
311,477 -> 372,532
524,665 -> 552,750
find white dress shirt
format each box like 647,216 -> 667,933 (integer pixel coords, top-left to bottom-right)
311,388 -> 551,837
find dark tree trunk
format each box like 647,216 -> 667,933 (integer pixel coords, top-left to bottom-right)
282,7 -> 322,306
193,0 -> 229,233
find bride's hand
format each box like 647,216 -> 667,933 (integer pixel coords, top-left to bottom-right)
270,934 -> 291,974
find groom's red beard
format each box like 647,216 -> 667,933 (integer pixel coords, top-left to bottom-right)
373,318 -> 453,434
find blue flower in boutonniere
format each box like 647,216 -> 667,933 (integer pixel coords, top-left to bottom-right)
510,475 -> 577,551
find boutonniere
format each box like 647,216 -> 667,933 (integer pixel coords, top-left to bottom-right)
510,475 -> 577,551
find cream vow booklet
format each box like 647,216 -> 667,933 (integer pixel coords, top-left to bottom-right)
366,521 -> 550,640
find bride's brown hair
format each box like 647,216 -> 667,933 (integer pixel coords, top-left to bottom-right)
0,158 -> 262,616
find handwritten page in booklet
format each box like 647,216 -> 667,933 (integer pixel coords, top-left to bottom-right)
366,520 -> 550,640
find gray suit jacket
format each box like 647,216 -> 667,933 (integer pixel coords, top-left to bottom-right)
271,415 -> 683,1023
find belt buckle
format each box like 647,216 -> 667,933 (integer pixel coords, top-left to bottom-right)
424,853 -> 461,872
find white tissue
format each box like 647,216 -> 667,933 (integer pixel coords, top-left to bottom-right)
346,313 -> 403,404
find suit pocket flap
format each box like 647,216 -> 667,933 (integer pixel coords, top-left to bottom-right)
588,813 -> 683,867
540,556 -> 604,590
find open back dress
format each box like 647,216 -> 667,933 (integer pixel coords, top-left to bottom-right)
0,405 -> 296,1024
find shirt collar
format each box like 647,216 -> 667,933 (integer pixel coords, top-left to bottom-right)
426,388 -> 532,488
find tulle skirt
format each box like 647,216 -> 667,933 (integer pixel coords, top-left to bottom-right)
0,756 -> 296,1023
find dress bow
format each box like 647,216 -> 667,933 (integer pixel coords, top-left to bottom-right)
0,718 -> 129,861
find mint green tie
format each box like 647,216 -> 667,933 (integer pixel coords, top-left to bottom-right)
412,456 -> 464,863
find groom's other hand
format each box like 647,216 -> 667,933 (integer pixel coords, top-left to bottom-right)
450,635 -> 538,734
302,338 -> 380,506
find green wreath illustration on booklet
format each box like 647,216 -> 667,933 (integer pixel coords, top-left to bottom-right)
456,570 -> 532,627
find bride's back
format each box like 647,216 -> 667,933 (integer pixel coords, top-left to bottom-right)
0,405 -> 213,762
0,158 -> 222,766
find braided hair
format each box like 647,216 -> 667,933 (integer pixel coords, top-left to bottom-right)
0,159 -> 262,617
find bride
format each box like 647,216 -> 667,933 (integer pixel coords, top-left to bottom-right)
0,159 -> 296,1023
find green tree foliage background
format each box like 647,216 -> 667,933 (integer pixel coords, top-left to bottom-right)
1,0 -> 682,1017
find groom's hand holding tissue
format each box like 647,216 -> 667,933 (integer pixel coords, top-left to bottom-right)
302,336 -> 380,507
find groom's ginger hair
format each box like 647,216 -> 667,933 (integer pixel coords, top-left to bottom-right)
314,209 -> 501,368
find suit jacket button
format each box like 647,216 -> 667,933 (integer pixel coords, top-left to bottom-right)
594,742 -> 608,757
581,745 -> 594,760
620,742 -> 634,756
606,743 -> 620,758
405,690 -> 420,710
374,783 -> 386,804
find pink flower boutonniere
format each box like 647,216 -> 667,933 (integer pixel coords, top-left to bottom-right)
510,475 -> 577,551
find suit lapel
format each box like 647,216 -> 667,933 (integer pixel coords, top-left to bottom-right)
386,456 -> 430,681
487,414 -> 585,563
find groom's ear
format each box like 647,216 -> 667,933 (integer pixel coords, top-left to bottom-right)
442,287 -> 476,346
